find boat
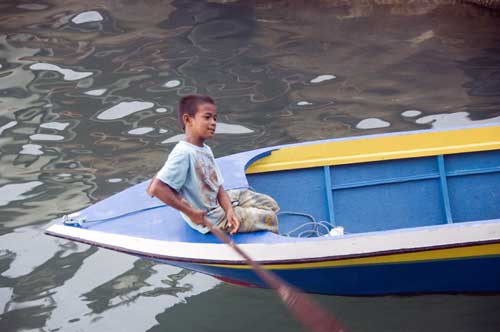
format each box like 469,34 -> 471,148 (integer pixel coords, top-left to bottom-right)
45,124 -> 500,295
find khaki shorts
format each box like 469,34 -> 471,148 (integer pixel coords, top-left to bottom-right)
206,189 -> 279,233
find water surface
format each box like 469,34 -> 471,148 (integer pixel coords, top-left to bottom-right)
1,1 -> 500,331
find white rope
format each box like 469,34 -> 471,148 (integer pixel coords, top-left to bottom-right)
277,211 -> 343,238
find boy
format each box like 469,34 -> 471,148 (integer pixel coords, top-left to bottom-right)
147,95 -> 279,235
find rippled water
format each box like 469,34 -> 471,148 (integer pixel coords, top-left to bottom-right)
1,1 -> 500,331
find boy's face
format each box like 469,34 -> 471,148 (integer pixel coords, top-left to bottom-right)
185,102 -> 217,141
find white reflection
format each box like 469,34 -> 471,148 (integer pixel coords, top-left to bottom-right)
356,118 -> 391,129
163,80 -> 181,88
161,134 -> 185,144
128,127 -> 154,135
0,181 -> 43,207
71,11 -> 104,24
216,122 -> 253,134
20,144 -> 43,156
310,74 -> 336,83
97,101 -> 154,120
161,122 -> 253,144
0,226 -> 89,278
0,121 -> 17,135
0,286 -> 13,309
43,253 -> 219,332
402,110 -> 422,117
85,89 -> 107,96
30,63 -> 93,81
40,122 -> 70,131
30,134 -> 64,141
416,112 -> 500,129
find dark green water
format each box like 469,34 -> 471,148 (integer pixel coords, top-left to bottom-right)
1,1 -> 499,331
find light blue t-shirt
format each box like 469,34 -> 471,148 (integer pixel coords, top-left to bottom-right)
156,141 -> 224,233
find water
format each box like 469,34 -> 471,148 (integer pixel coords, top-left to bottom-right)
1,1 -> 500,331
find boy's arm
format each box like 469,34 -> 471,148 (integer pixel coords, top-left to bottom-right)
217,187 -> 240,234
148,177 -> 207,226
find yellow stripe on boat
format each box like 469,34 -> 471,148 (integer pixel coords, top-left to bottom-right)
203,242 -> 500,270
246,126 -> 500,174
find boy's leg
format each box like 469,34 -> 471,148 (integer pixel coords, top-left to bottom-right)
232,206 -> 279,233
231,189 -> 279,213
216,189 -> 279,233
206,205 -> 226,228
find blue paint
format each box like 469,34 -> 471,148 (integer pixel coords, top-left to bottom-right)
243,149 -> 276,171
331,156 -> 438,186
449,173 -> 500,222
248,167 -> 329,224
248,150 -> 499,234
437,155 -> 453,224
331,173 -> 440,190
334,179 -> 445,232
323,166 -> 335,225
448,166 -> 500,177
446,150 -> 500,172
445,151 -> 500,223
158,255 -> 500,295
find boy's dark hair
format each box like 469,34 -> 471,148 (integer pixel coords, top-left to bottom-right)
177,94 -> 215,130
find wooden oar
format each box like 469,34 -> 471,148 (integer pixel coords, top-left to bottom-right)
206,223 -> 345,332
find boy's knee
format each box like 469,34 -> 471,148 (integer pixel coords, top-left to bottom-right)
263,211 -> 279,233
259,194 -> 280,212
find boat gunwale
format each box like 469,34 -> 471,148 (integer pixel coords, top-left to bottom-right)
44,228 -> 500,267
243,123 -> 500,174
45,218 -> 500,267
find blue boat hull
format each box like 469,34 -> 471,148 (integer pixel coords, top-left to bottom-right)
157,255 -> 500,296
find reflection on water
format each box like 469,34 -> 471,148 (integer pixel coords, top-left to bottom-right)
96,101 -> 155,120
0,226 -> 220,331
0,121 -> 17,135
1,0 -> 500,331
356,117 -> 391,129
0,181 -> 43,207
415,111 -> 500,128
71,11 -> 104,25
19,143 -> 44,156
30,62 -> 94,81
82,260 -> 191,314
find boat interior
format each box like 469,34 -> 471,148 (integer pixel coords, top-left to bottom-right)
54,126 -> 499,245
247,150 -> 500,237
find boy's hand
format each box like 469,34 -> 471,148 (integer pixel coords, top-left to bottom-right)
189,209 -> 208,226
226,210 -> 240,235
